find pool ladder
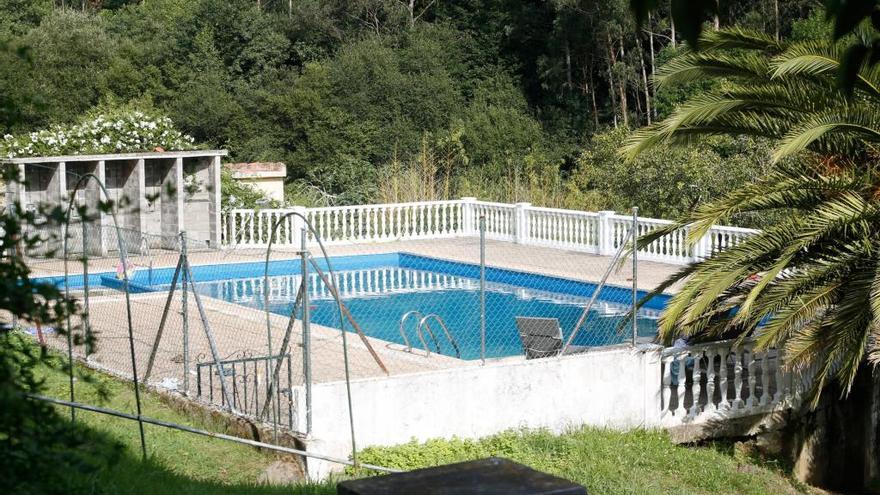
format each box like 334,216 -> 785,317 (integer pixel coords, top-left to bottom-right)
398,310 -> 461,359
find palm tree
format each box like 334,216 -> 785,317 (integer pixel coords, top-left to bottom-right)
623,28 -> 880,404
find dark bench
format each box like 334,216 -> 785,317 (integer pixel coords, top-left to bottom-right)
337,457 -> 587,495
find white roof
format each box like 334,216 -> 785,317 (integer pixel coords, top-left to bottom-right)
3,149 -> 228,164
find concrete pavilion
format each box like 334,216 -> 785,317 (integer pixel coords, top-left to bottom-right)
4,150 -> 228,255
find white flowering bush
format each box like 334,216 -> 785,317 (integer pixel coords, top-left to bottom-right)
1,110 -> 198,158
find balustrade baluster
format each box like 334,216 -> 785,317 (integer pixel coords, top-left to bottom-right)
534,212 -> 541,241
566,215 -> 574,245
760,351 -> 771,406
662,355 -> 673,417
774,350 -> 785,403
675,354 -> 687,416
746,347 -> 757,409
324,209 -> 332,241
719,347 -> 730,409
689,352 -> 702,417
705,349 -> 717,413
733,349 -> 743,409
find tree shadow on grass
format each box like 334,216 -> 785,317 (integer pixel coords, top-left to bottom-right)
11,409 -> 335,495
93,452 -> 336,495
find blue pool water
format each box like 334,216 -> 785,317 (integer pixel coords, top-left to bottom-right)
38,252 -> 668,360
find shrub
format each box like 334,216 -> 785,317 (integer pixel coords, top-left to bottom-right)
1,108 -> 197,158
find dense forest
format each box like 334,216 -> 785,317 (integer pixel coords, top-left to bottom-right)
0,0 -> 826,219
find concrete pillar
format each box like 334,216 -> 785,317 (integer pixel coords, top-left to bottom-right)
460,197 -> 476,235
6,163 -> 26,206
74,161 -> 108,256
693,228 -> 712,262
640,344 -> 664,427
597,210 -> 616,256
181,157 -> 214,247
120,159 -> 146,254
292,205 -> 307,247
4,164 -> 26,256
208,155 -> 221,247
161,157 -> 184,250
93,160 -> 109,256
46,161 -> 66,255
514,202 -> 531,244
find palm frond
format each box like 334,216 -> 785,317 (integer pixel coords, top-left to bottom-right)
772,107 -> 880,161
655,52 -> 769,89
697,28 -> 785,53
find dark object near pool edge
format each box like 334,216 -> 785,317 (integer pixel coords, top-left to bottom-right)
336,457 -> 587,495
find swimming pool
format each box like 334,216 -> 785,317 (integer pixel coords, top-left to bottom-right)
39,252 -> 668,360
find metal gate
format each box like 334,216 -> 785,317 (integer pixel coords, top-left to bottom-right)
196,352 -> 294,429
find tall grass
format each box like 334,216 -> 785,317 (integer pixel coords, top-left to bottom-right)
374,135 -> 572,208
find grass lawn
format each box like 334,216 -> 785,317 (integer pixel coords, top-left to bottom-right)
36,358 -> 813,494
355,430 -> 813,495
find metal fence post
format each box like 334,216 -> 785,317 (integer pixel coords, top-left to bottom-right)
180,231 -> 190,395
301,227 -> 313,434
632,207 -> 639,346
82,220 -> 91,358
479,215 -> 486,364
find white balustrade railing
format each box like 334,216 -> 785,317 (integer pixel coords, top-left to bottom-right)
526,206 -> 600,251
305,200 -> 466,245
658,340 -> 804,424
471,200 -> 516,241
222,198 -> 758,264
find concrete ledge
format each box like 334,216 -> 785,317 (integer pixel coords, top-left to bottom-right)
3,149 -> 228,164
666,409 -> 791,444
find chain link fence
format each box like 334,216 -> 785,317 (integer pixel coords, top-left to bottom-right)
283,211 -> 665,365
12,171 -> 690,475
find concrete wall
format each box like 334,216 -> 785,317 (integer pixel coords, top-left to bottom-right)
227,162 -> 286,203
302,345 -> 663,479
64,161 -> 105,255
143,158 -> 173,245
240,177 -> 285,202
183,157 -> 220,247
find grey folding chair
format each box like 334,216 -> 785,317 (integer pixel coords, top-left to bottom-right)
515,317 -> 589,359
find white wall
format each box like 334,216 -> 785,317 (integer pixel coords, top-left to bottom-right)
301,344 -> 663,479
237,177 -> 285,202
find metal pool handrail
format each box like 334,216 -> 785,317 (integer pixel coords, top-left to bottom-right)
399,310 -> 432,354
418,313 -> 461,359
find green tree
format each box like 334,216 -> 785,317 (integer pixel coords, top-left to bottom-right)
624,28 -> 880,403
18,10 -> 118,127
568,127 -> 772,220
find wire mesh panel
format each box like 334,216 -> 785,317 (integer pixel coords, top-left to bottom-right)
15,181 -> 700,474
269,210 -> 677,367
